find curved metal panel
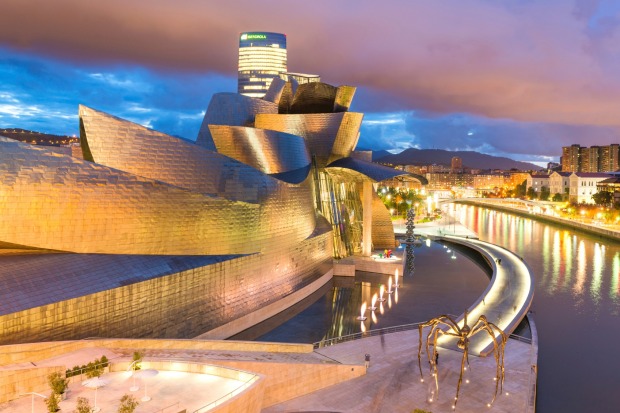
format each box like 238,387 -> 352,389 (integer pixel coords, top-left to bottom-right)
328,112 -> 363,164
334,85 -> 356,112
0,138 -> 316,255
277,80 -> 297,114
289,82 -> 337,114
196,93 -> 278,150
208,125 -> 311,180
327,157 -> 426,183
80,105 -> 283,202
254,112 -> 363,167
371,191 -> 397,249
263,77 -> 286,104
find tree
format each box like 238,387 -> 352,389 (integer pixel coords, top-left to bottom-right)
131,351 -> 142,371
85,358 -> 104,378
526,187 -> 537,200
539,186 -> 550,201
552,193 -> 563,202
514,180 -> 527,198
47,371 -> 69,396
592,191 -> 613,206
74,397 -> 93,413
118,394 -> 140,413
46,394 -> 60,413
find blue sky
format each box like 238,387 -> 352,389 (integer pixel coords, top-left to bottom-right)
2,0 -> 620,165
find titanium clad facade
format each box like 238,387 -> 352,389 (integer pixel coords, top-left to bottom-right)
326,157 -> 415,183
208,125 -> 311,179
0,138 -> 257,255
0,223 -> 332,344
334,86 -> 356,112
263,77 -> 286,104
254,112 -> 364,167
0,138 -> 316,255
289,82 -> 338,114
371,191 -> 398,248
238,32 -> 287,98
196,93 -> 278,150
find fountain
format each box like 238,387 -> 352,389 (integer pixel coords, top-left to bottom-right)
369,293 -> 378,311
356,302 -> 367,321
377,285 -> 386,302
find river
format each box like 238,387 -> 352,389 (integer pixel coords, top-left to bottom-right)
454,203 -> 620,413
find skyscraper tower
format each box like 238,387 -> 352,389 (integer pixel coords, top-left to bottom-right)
238,32 -> 287,98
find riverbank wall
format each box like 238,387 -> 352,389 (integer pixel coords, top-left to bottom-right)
456,199 -> 620,244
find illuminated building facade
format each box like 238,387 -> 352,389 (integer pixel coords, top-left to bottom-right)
562,144 -> 620,172
451,156 -> 463,173
0,78 -> 418,344
238,32 -> 287,98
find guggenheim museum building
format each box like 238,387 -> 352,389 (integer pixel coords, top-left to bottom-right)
0,77 -> 422,344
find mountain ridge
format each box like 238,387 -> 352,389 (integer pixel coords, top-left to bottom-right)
372,148 -> 541,170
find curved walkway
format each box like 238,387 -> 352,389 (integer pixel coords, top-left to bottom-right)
436,235 -> 534,356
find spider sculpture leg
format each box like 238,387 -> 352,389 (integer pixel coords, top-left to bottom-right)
452,334 -> 470,409
417,316 -> 461,378
470,318 -> 507,404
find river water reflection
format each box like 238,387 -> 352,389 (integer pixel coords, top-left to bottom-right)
248,241 -> 490,344
454,204 -> 620,413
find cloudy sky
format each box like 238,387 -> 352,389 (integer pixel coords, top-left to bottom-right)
2,0 -> 620,164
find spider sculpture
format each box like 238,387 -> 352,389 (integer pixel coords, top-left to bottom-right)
417,310 -> 507,409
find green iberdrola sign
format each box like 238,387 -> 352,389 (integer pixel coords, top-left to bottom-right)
241,33 -> 267,40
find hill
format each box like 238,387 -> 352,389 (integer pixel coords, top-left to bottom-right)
375,148 -> 540,171
0,128 -> 78,146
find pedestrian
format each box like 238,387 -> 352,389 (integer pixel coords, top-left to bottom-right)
435,352 -> 439,365
364,353 -> 371,370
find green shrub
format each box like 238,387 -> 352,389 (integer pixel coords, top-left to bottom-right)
74,397 -> 92,413
47,371 -> 68,394
117,394 -> 139,413
46,394 -> 59,412
131,351 -> 142,371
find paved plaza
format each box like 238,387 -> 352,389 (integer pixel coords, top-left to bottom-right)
264,330 -> 534,413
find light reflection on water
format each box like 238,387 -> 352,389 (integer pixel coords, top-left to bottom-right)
456,204 -> 620,310
455,204 -> 620,412
253,241 -> 489,345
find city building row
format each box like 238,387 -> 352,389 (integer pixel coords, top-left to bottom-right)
526,171 -> 620,203
561,143 -> 620,173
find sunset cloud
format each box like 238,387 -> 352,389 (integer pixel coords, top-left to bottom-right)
1,0 -> 620,161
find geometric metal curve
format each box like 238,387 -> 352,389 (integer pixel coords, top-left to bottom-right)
79,105 -> 278,202
255,112 -> 363,167
0,138 -> 318,255
326,157 -> 414,183
289,82 -> 338,114
334,85 -> 356,112
196,92 -> 278,150
263,77 -> 286,104
208,125 -> 311,181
